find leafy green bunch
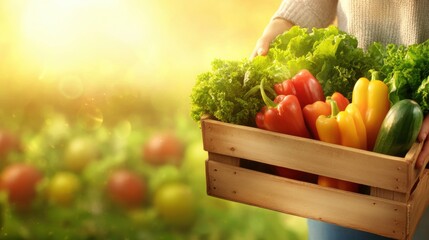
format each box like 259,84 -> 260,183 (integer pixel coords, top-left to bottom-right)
368,41 -> 429,114
189,58 -> 278,126
190,26 -> 373,126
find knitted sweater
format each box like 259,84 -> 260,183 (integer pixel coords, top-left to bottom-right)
273,0 -> 429,49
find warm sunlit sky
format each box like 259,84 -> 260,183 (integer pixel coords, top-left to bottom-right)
0,0 -> 280,117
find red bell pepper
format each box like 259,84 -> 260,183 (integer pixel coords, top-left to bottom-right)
275,69 -> 325,108
256,79 -> 310,138
255,106 -> 267,130
273,79 -> 296,97
256,79 -> 315,182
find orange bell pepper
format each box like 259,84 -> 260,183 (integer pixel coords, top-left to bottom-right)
302,92 -> 349,140
352,71 -> 390,150
302,101 -> 331,140
315,100 -> 367,192
327,92 -> 350,111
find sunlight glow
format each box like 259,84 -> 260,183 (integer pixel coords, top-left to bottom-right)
21,0 -> 150,77
22,0 -> 83,49
58,74 -> 84,99
81,104 -> 104,130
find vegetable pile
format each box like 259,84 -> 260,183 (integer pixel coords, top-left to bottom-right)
190,26 -> 429,126
256,69 -> 423,192
190,25 -> 429,192
191,26 -> 373,126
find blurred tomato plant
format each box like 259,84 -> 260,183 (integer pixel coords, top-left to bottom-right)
0,0 -> 308,239
0,110 -> 307,240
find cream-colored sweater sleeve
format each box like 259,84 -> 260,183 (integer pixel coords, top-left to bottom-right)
337,0 -> 429,49
272,0 -> 429,49
272,0 -> 338,28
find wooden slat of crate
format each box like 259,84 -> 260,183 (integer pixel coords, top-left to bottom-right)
206,158 -> 429,240
408,170 -> 429,238
202,119 -> 424,194
371,142 -> 426,202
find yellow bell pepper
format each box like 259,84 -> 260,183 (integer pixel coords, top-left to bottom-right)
316,101 -> 367,150
315,100 -> 367,192
352,71 -> 390,150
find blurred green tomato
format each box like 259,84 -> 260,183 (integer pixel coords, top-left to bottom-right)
0,200 -> 3,228
153,182 -> 196,229
64,137 -> 99,172
42,113 -> 70,147
47,171 -> 80,206
149,165 -> 182,193
0,163 -> 43,210
182,141 -> 206,175
107,169 -> 147,209
142,133 -> 184,166
127,208 -> 157,227
181,141 -> 207,194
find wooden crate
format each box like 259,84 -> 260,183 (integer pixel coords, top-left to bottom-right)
201,119 -> 429,240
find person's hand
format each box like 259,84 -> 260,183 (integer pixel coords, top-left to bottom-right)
416,114 -> 429,168
250,18 -> 294,59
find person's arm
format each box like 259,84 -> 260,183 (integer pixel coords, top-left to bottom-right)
416,115 -> 429,168
250,18 -> 294,59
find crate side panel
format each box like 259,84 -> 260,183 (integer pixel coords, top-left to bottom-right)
405,142 -> 427,193
206,160 -> 407,239
202,119 -> 410,192
407,170 -> 429,239
208,152 -> 240,166
370,187 -> 408,202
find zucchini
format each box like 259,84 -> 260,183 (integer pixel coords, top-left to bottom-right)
373,99 -> 423,157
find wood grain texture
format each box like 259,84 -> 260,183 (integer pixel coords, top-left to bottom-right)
202,119 -> 424,193
201,119 -> 429,240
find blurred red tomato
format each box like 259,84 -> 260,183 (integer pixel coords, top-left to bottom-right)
107,169 -> 147,209
142,133 -> 184,166
0,131 -> 21,158
0,163 -> 43,209
153,182 -> 196,229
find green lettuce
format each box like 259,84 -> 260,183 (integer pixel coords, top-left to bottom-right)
190,58 -> 280,126
369,40 -> 429,114
190,26 -> 373,126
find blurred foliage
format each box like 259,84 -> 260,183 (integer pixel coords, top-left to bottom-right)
0,110 -> 308,240
0,0 -> 308,239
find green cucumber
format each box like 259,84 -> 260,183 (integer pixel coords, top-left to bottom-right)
373,99 -> 423,157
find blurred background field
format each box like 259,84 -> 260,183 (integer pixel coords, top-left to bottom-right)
0,0 -> 307,239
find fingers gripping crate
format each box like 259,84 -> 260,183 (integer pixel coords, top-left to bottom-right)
201,119 -> 429,240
